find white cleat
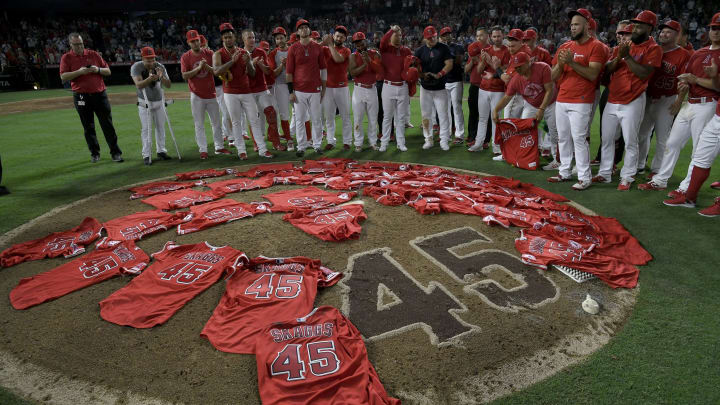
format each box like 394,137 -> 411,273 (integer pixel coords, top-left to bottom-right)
422,141 -> 433,150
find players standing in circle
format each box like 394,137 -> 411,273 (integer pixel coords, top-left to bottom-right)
321,26 -> 352,150
548,8 -> 605,190
465,28 -> 489,148
379,25 -> 412,152
286,19 -> 328,157
349,31 -> 384,152
131,46 -> 172,166
439,27 -> 465,146
268,27 -> 295,150
180,30 -> 225,160
59,32 -> 123,163
200,35 -> 234,151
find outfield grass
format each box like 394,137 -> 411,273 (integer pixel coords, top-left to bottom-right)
0,85 -> 140,104
0,84 -> 718,404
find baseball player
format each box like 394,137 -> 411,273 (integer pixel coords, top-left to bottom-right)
468,26 -> 510,154
268,27 -> 295,150
415,26 -> 454,150
286,19 -> 327,157
321,26 -> 352,150
242,29 -> 287,152
465,28 -> 490,148
593,10 -> 662,191
212,22 -> 273,160
548,8 -> 606,190
379,25 -> 412,151
635,20 -> 691,177
439,27 -> 466,145
131,46 -> 172,166
200,35 -> 234,150
348,32 -> 383,151
59,32 -> 123,163
180,30 -> 225,160
501,29 -> 531,124
523,28 -> 552,65
639,13 -> 720,194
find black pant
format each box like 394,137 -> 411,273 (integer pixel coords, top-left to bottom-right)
595,87 -> 624,164
467,84 -> 479,141
73,90 -> 122,157
376,80 -> 384,127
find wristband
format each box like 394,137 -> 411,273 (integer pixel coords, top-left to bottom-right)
287,82 -> 294,94
438,70 -> 446,78
493,67 -> 504,79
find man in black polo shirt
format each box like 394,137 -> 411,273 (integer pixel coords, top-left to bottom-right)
415,26 -> 454,151
439,26 -> 466,145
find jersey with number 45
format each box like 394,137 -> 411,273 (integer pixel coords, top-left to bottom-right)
253,306 -> 400,405
100,241 -> 247,328
201,256 -> 341,354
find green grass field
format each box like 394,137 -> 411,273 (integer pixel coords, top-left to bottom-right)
0,84 -> 718,404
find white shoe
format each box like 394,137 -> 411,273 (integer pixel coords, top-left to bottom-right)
572,180 -> 591,190
379,144 -> 388,152
492,154 -> 504,161
468,143 -> 483,152
422,141 -> 433,150
398,145 -> 408,152
542,160 -> 560,171
440,142 -> 450,151
355,146 -> 363,152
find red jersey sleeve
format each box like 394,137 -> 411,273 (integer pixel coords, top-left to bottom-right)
588,41 -> 606,64
59,53 -> 71,74
286,44 -> 297,76
644,44 -> 663,68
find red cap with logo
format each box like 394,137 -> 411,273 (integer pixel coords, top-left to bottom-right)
507,51 -> 529,74
259,41 -> 270,51
219,22 -> 234,33
710,12 -> 720,27
335,25 -> 348,35
658,20 -> 681,32
439,27 -> 452,36
186,30 -> 200,42
523,29 -> 537,40
423,26 -> 438,39
311,31 -> 320,39
618,24 -> 634,34
272,27 -> 287,37
352,32 -> 366,42
630,10 -> 658,27
589,18 -> 598,31
468,41 -> 484,57
507,29 -> 524,40
568,8 -> 592,21
199,35 -> 207,46
296,19 -> 310,30
141,46 -> 156,58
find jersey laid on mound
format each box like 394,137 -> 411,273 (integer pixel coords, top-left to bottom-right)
283,204 -> 367,242
175,168 -> 232,180
100,242 -> 247,328
253,306 -> 400,405
201,256 -> 341,354
262,186 -> 356,212
205,176 -> 274,196
177,199 -> 270,235
0,217 -> 103,268
9,239 -> 148,309
128,180 -> 205,200
103,210 -> 187,241
141,189 -> 220,210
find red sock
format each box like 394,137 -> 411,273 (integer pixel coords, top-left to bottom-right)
685,165 -> 710,202
305,121 -> 311,141
263,107 -> 281,146
281,120 -> 291,141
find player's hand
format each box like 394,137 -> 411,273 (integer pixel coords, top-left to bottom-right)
289,93 -> 297,103
500,73 -> 511,83
89,65 -> 100,74
231,50 -> 242,64
534,108 -> 544,122
704,59 -> 718,78
79,66 -> 93,75
559,49 -> 574,65
669,100 -> 682,116
148,71 -> 159,82
241,50 -> 251,63
491,110 -> 500,124
322,34 -> 333,46
361,51 -> 370,64
281,57 -> 287,66
480,50 -> 490,63
618,41 -> 630,59
252,56 -> 262,65
471,56 -> 479,64
482,71 -> 494,80
678,73 -> 697,85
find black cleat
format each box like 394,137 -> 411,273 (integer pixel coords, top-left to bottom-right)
91,155 -> 100,163
157,152 -> 172,160
111,153 -> 124,163
144,157 -> 152,166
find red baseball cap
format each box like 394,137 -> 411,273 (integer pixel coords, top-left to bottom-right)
710,12 -> 720,27
335,25 -> 348,35
259,41 -> 270,51
423,26 -> 438,39
617,24 -> 634,34
272,27 -> 287,37
630,10 -> 657,27
289,33 -> 299,44
439,26 -> 452,36
589,18 -> 598,31
468,41 -> 484,57
186,30 -> 200,42
507,28 -> 524,40
658,20 -> 681,32
405,66 -> 419,83
219,22 -> 234,33
506,51 -> 529,74
311,31 -> 320,39
296,19 -> 310,30
352,32 -> 366,42
199,35 -> 207,46
141,46 -> 156,58
523,29 -> 537,40
568,8 -> 592,21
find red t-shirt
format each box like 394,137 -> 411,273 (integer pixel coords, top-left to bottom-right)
282,204 -> 368,242
252,306 -> 401,405
180,48 -> 216,99
218,46 -> 251,94
528,46 -> 552,65
236,162 -> 295,177
468,44 -> 490,86
100,241 -> 247,328
351,50 -> 383,85
10,239 -> 149,309
286,40 -> 327,93
141,189 -> 220,210
59,49 -> 108,93
647,46 -> 691,99
380,29 -> 412,82
479,45 -> 511,92
103,209 -> 186,241
200,256 -> 341,354
494,118 -> 540,171
176,199 -> 270,235
607,38 -> 662,104
262,186 -> 356,212
505,62 -> 555,108
248,47 -> 270,93
0,217 -> 102,268
684,47 -> 720,100
553,37 -> 607,103
128,180 -> 205,200
323,46 -> 351,87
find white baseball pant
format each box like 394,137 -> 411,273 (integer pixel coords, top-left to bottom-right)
137,99 -> 167,158
652,100 -> 717,189
690,114 -> 720,169
503,93 -> 524,119
405,91 -> 411,125
555,102 -> 594,182
381,81 -> 408,146
294,90 -> 323,150
420,87 -> 450,145
445,81 -> 465,138
477,89 -> 505,153
636,95 -> 676,173
323,86 -> 352,146
352,84 -> 379,147
190,92 -> 223,153
223,92 -> 267,155
215,86 -> 232,139
274,83 -> 291,121
587,88 -> 602,139
521,100 -> 557,145
598,93 -> 647,181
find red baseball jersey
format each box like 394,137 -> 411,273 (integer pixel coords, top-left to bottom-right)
252,306 -> 401,405
59,49 -> 109,93
176,199 -> 270,235
129,180 -> 205,200
528,46 -> 552,65
206,176 -> 275,196
262,187 -> 356,212
505,62 -> 555,108
218,46 -> 251,94
249,47 -> 270,93
479,45 -> 511,92
286,40 -> 327,93
282,204 -> 367,242
351,50 -> 383,86
380,29 -> 412,82
607,38 -> 662,104
302,158 -> 353,173
553,38 -> 607,103
103,209 -> 187,241
494,118 -> 540,170
1,217 -> 102,268
100,241 -> 247,328
201,256 -> 341,354
180,48 -> 216,99
684,47 -> 720,99
323,46 -> 351,87
236,162 -> 296,177
141,189 -> 220,210
10,239 -> 148,309
474,203 -> 545,229
646,46 -> 690,99
468,43 -> 491,86
175,168 -> 229,181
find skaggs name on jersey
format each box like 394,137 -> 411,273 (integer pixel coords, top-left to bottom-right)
270,322 -> 334,343
182,252 -> 225,264
254,263 -> 305,275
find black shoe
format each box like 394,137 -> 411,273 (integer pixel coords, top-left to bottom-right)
144,157 -> 152,166
91,155 -> 100,163
111,153 -> 124,163
296,149 -> 305,157
314,148 -> 324,155
157,152 -> 172,160
0,186 -> 9,196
